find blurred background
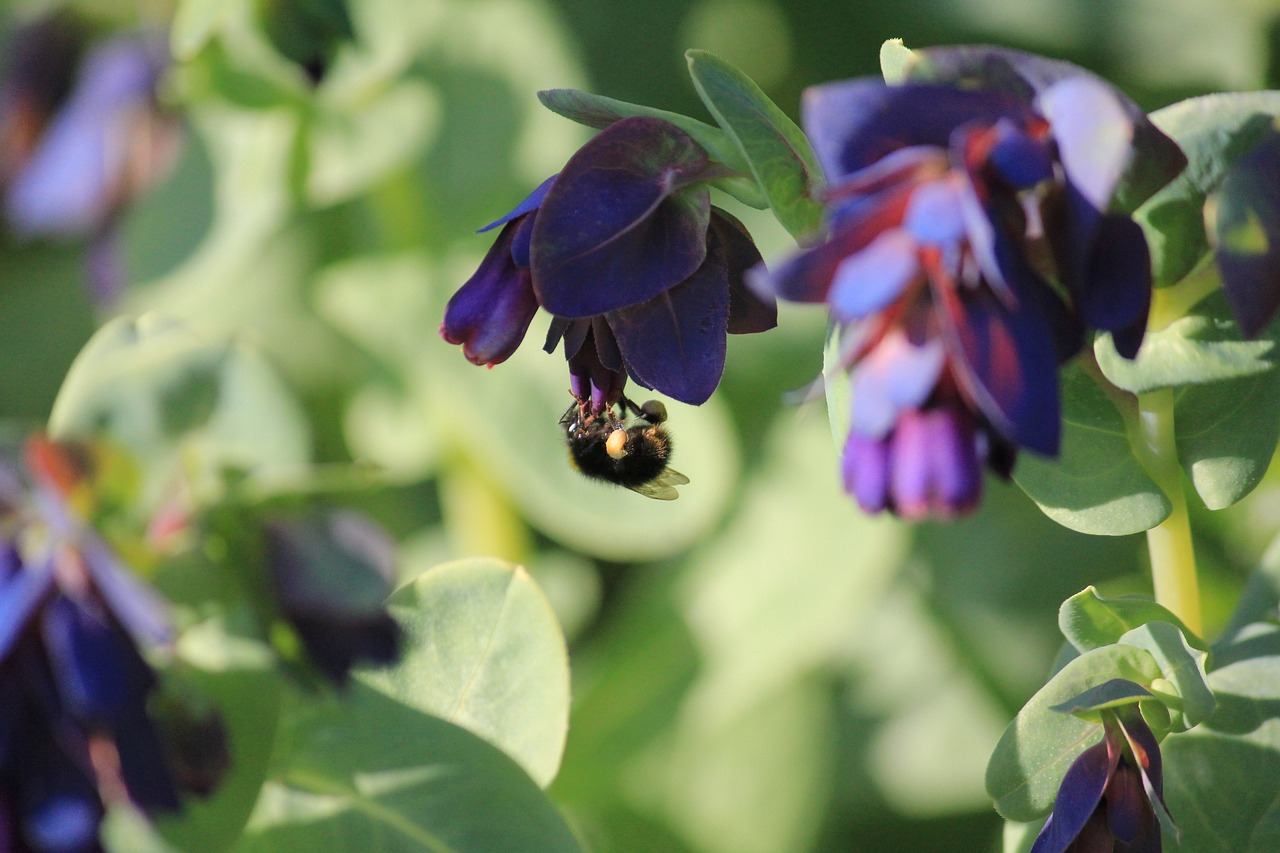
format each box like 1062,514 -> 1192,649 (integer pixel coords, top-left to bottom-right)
3,0 -> 1279,850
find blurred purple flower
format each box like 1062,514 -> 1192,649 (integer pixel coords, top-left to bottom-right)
0,437 -> 196,853
0,18 -> 181,302
1031,704 -> 1170,853
264,510 -> 402,685
441,115 -> 775,410
755,53 -> 1179,517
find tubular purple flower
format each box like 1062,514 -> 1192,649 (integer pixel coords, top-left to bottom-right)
0,436 -> 218,852
441,115 -> 776,409
754,50 -> 1182,517
1031,705 -> 1170,853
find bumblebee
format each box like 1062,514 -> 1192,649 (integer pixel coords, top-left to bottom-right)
560,397 -> 690,500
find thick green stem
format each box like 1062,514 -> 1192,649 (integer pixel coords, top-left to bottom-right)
1135,388 -> 1203,636
439,454 -> 531,565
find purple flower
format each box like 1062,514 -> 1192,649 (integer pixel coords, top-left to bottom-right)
755,54 -> 1176,517
441,115 -> 775,410
0,436 -> 200,852
1032,705 -> 1170,853
0,18 -> 181,302
264,510 -> 402,685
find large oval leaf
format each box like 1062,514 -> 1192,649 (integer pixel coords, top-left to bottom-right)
1013,361 -> 1170,535
238,683 -> 583,853
360,558 -> 570,788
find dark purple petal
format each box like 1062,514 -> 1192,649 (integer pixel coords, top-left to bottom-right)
543,316 -> 572,354
0,559 -> 54,663
801,80 -> 1033,181
908,45 -> 1186,209
758,187 -> 913,304
510,210 -> 537,267
887,406 -> 982,518
441,220 -> 538,366
710,209 -> 775,334
532,117 -> 718,317
1080,215 -> 1152,359
41,597 -> 129,725
1029,740 -> 1116,853
1037,77 -> 1132,211
842,430 -> 890,513
591,317 -> 624,372
115,699 -> 182,812
567,331 -> 627,412
829,230 -> 920,321
1105,764 -> 1150,844
1210,127 -> 1280,338
986,119 -> 1055,190
477,174 -> 555,234
291,612 -> 401,686
20,740 -> 103,853
607,226 -> 730,405
932,274 -> 1061,455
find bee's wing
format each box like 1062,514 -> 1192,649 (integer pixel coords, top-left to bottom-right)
629,468 -> 689,501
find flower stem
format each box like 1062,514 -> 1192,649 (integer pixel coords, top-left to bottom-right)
439,454 -> 531,565
1135,387 -> 1203,636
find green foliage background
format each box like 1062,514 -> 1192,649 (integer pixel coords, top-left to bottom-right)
10,0 -> 1280,851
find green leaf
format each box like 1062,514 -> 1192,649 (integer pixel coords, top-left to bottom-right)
1095,290 -> 1279,394
1119,622 -> 1216,731
685,50 -> 824,242
536,88 -> 750,176
172,0 -> 246,59
1013,361 -> 1170,535
1050,679 -> 1152,716
48,314 -> 311,504
1162,649 -> 1280,851
360,558 -> 570,788
1139,93 -> 1280,286
878,38 -> 916,84
986,644 -> 1162,821
1174,357 -> 1280,510
1059,587 -> 1208,653
239,683 -> 584,853
157,617 -> 283,853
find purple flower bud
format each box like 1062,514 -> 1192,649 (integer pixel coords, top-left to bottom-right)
440,218 -> 539,367
1031,705 -> 1170,853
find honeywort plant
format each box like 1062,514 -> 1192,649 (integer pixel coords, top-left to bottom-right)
9,0 -> 1280,850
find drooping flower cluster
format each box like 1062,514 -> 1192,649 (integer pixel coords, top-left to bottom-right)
0,14 -> 180,300
0,437 -> 198,852
1032,704 -> 1170,853
755,49 -> 1183,517
441,115 -> 775,411
263,509 -> 402,685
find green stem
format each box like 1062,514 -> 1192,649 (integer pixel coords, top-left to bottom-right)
1134,388 -> 1203,636
439,453 -> 531,565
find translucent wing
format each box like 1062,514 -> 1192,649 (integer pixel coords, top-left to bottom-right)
629,467 -> 690,501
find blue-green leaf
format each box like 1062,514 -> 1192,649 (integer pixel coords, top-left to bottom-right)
1059,587 -> 1208,653
685,50 -> 824,241
986,644 -> 1162,821
238,684 -> 584,853
360,558 -> 570,788
1095,289 -> 1278,394
1119,622 -> 1215,731
1138,93 -> 1280,286
1013,361 -> 1170,535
